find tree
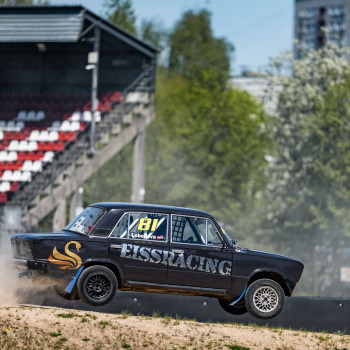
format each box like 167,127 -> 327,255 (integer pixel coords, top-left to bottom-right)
265,45 -> 350,295
103,0 -> 137,36
168,9 -> 233,83
139,19 -> 168,52
146,67 -> 270,240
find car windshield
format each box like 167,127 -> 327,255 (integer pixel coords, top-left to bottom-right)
64,206 -> 105,235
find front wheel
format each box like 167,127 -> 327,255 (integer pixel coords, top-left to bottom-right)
245,279 -> 285,319
77,266 -> 117,307
218,298 -> 247,315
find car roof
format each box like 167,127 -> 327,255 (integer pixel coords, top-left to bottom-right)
90,202 -> 214,219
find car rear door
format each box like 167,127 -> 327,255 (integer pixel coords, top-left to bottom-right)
167,215 -> 232,290
108,211 -> 169,284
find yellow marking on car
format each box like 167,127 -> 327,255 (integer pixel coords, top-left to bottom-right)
48,241 -> 82,269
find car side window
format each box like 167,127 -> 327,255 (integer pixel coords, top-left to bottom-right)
207,221 -> 223,246
172,215 -> 206,245
110,214 -> 128,238
111,212 -> 166,241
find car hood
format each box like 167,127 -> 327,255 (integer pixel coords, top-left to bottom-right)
243,248 -> 302,264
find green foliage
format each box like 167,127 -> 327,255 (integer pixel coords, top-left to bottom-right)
265,45 -> 350,296
146,67 -> 270,239
266,45 -> 350,253
139,19 -> 168,52
168,9 -> 233,83
103,0 -> 137,35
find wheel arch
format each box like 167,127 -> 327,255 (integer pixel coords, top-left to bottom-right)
82,258 -> 125,286
247,269 -> 291,296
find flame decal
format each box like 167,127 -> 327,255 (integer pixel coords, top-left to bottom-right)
48,241 -> 82,270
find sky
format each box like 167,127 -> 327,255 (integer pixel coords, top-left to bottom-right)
51,0 -> 294,75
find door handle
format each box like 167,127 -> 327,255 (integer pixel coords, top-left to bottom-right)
111,244 -> 123,249
172,249 -> 184,254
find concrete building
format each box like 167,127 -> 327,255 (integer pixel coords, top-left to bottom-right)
294,0 -> 349,58
231,75 -> 280,115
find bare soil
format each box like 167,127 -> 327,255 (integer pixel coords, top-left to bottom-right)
0,305 -> 349,350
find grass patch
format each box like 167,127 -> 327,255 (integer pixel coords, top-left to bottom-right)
56,312 -> 77,319
50,330 -> 62,337
99,320 -> 111,329
226,345 -> 250,350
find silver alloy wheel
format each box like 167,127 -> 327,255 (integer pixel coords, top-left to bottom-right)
252,286 -> 279,313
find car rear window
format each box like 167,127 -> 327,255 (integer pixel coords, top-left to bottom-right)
64,206 -> 105,235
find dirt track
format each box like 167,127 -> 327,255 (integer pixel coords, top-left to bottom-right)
0,305 -> 349,350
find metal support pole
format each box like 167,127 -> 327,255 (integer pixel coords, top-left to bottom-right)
53,200 -> 66,232
131,116 -> 146,203
90,26 -> 101,155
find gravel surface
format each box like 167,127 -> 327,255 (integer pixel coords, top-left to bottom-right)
0,304 -> 349,350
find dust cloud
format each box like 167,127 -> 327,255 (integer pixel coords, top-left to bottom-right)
0,233 -> 51,306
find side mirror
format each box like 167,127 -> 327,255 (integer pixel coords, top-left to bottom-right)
232,239 -> 238,248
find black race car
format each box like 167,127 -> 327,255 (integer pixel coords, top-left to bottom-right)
10,203 -> 304,319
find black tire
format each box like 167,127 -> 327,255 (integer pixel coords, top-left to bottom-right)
218,297 -> 247,315
245,279 -> 285,319
77,266 -> 117,307
53,284 -> 80,301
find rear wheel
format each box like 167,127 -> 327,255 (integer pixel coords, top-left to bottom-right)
218,297 -> 247,315
245,279 -> 285,319
77,266 -> 117,307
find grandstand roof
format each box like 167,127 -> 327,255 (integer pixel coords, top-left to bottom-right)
0,5 -> 157,57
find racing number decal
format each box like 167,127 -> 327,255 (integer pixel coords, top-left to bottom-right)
138,218 -> 159,232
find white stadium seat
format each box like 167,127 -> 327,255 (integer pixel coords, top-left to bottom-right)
43,151 -> 54,162
0,130 -> 3,140
7,121 -> 15,130
82,111 -> 91,121
60,120 -> 70,131
23,161 -> 42,172
8,140 -> 19,151
16,121 -> 24,129
17,111 -> 27,120
8,151 -> 17,161
51,121 -> 61,129
2,170 -> 12,181
71,111 -> 81,121
27,111 -> 36,121
29,130 -> 40,141
19,140 -> 28,151
12,171 -> 22,182
70,121 -> 80,131
0,181 -> 10,192
28,141 -> 38,152
39,130 -> 49,141
48,131 -> 59,141
21,171 -> 31,182
36,111 -> 45,121
0,151 -> 7,161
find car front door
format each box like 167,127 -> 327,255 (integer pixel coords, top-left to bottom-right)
167,215 -> 232,290
108,211 -> 169,284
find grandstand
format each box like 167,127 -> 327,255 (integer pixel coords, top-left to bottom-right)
0,6 -> 156,232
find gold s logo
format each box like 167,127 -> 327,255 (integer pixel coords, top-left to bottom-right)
48,241 -> 82,270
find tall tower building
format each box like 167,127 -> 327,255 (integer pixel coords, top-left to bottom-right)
295,0 -> 349,58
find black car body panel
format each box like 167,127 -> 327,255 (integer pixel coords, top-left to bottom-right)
10,202 -> 304,303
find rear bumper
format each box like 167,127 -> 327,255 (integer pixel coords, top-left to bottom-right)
8,258 -> 47,273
